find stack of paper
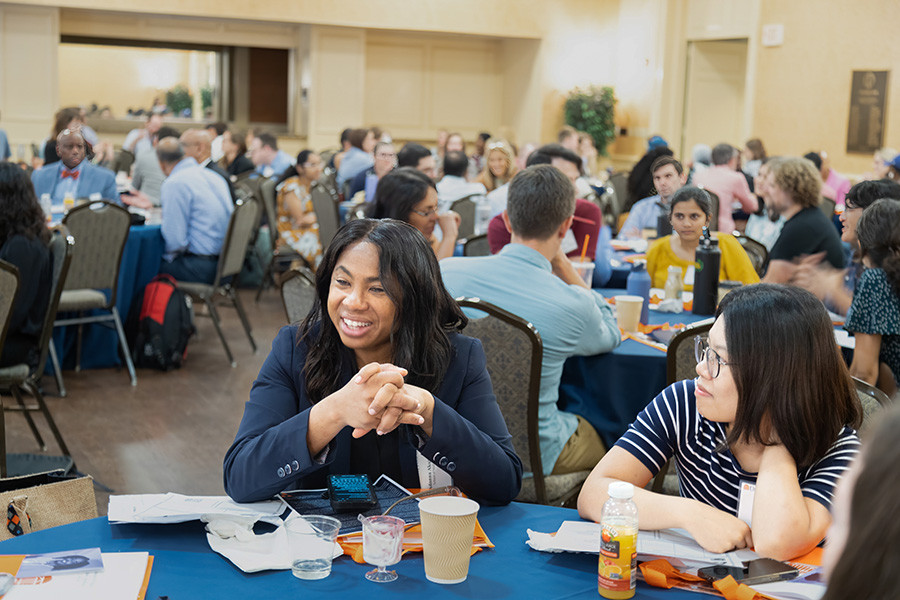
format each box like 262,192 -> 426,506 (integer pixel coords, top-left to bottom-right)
107,493 -> 283,524
0,552 -> 151,600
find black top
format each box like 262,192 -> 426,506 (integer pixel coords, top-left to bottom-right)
0,234 -> 51,368
768,207 -> 845,269
225,154 -> 254,177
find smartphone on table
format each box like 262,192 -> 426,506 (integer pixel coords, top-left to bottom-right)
698,558 -> 799,586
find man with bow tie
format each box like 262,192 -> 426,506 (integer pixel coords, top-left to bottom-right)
31,127 -> 119,206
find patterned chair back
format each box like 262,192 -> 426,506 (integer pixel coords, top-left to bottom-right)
451,195 -> 479,240
0,259 -> 20,353
62,201 -> 130,305
463,234 -> 490,257
735,233 -> 769,276
281,268 -> 317,324
457,298 -> 545,498
310,181 -> 341,248
216,197 -> 261,283
853,376 -> 893,437
36,228 -> 75,375
665,318 -> 715,385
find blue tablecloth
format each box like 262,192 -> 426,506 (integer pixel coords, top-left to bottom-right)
0,502 -> 696,599
559,290 -> 708,447
51,225 -> 164,370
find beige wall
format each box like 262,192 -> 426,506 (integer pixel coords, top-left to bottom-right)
753,0 -> 900,176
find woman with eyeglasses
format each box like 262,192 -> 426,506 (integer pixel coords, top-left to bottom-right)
577,284 -> 862,560
274,149 -> 325,269
369,167 -> 460,260
474,140 -> 518,193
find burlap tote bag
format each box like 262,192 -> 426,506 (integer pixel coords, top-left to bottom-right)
0,470 -> 97,540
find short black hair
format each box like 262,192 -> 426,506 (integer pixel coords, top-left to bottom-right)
369,167 -> 436,222
478,132 -> 492,143
442,150 -> 469,177
845,179 -> 900,210
526,143 -> 582,174
803,151 -> 823,171
397,143 -> 431,168
206,122 -> 227,136
156,126 -> 180,141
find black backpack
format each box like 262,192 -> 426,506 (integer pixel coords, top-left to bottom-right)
126,274 -> 195,371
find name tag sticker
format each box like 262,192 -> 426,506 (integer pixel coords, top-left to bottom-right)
737,480 -> 756,527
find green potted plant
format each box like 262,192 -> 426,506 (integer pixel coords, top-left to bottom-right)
166,85 -> 193,117
563,85 -> 617,156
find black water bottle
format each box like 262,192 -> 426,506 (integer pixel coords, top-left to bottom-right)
692,228 -> 720,316
656,202 -> 672,237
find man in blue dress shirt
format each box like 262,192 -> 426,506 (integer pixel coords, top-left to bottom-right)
441,165 -> 620,477
156,137 -> 234,284
248,132 -> 293,180
31,128 -> 119,205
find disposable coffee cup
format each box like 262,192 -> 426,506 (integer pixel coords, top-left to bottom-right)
418,496 -> 480,584
570,260 -> 595,287
614,295 -> 643,333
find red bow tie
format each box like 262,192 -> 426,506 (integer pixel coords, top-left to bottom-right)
62,169 -> 79,180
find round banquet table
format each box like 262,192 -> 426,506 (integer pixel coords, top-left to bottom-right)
0,502 -> 699,600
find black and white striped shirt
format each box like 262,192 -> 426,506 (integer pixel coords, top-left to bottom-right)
615,379 -> 860,515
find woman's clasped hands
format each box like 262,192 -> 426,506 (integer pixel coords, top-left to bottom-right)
335,362 -> 435,439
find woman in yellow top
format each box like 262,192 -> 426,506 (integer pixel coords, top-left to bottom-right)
274,150 -> 324,269
646,186 -> 759,290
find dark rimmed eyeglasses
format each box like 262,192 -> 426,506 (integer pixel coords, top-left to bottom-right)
694,336 -> 733,378
411,207 -> 438,218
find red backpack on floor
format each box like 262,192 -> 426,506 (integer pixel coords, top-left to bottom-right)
126,274 -> 195,371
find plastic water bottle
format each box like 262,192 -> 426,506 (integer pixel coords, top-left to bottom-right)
664,266 -> 683,300
626,260 -> 651,324
692,228 -> 721,316
598,482 -> 638,599
475,195 -> 491,235
40,193 -> 53,223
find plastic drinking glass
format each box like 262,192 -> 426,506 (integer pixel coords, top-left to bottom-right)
360,514 -> 405,583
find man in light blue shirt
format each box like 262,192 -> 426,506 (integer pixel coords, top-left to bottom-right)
617,156 -> 686,239
249,132 -> 294,180
441,165 -> 620,476
157,138 -> 234,284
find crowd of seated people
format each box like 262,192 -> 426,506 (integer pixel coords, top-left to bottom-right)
5,112 -> 900,594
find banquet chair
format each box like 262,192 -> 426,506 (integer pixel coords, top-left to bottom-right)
701,188 -> 720,232
457,298 -> 589,506
734,233 -> 769,276
651,318 -> 715,495
608,172 -> 630,232
0,260 -> 20,476
310,181 -> 341,248
53,201 -> 136,394
450,195 -> 479,240
0,229 -> 75,477
852,376 -> 893,438
280,268 -> 317,324
819,196 -> 836,219
463,234 -> 490,257
254,177 -> 312,302
178,198 -> 261,367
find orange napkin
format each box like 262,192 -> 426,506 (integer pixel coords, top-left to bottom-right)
338,520 -> 493,564
639,559 -> 780,600
623,253 -> 647,264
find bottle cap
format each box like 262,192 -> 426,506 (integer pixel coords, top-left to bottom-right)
667,265 -> 682,274
631,259 -> 647,271
608,481 -> 634,499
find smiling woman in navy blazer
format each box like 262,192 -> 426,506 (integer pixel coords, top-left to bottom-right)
224,218 -> 522,505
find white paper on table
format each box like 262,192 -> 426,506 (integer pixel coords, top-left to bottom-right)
526,521 -> 746,568
108,493 -> 283,524
833,329 -> 855,349
3,552 -> 149,600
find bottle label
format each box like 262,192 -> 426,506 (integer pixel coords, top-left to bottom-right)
598,524 -> 637,593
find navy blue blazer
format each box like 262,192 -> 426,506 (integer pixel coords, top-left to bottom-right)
31,160 -> 119,204
224,325 -> 523,505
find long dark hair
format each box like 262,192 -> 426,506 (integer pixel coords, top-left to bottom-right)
0,163 -> 50,245
716,284 -> 862,467
367,167 -> 435,223
822,407 -> 900,600
299,218 -> 467,402
857,199 -> 900,296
